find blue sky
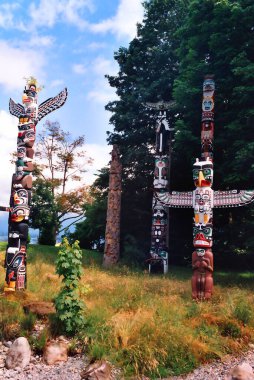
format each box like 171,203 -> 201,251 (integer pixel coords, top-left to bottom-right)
0,0 -> 144,215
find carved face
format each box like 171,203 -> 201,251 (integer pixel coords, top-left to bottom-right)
11,205 -> 30,223
196,248 -> 205,257
13,189 -> 29,206
193,225 -> 213,248
152,206 -> 167,225
203,78 -> 215,95
193,160 -> 213,187
17,147 -> 26,158
202,96 -> 214,112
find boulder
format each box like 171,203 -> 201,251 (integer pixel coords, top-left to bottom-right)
226,362 -> 254,380
81,360 -> 112,380
43,338 -> 68,365
5,337 -> 31,369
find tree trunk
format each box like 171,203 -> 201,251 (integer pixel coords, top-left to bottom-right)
103,145 -> 122,267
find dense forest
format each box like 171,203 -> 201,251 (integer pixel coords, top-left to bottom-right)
72,0 -> 254,269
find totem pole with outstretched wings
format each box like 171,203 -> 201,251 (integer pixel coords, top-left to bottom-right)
1,77 -> 67,292
154,77 -> 254,300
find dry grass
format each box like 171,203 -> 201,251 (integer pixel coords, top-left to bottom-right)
1,242 -> 254,377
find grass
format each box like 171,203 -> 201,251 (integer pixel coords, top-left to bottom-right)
1,241 -> 254,377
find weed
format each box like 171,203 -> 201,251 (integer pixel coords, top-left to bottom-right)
219,320 -> 242,338
20,312 -> 36,332
233,300 -> 252,325
29,328 -> 48,354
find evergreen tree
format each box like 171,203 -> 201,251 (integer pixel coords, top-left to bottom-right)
105,0 -> 187,261
173,0 -> 254,263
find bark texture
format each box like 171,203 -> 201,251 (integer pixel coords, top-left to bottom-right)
103,145 -> 122,267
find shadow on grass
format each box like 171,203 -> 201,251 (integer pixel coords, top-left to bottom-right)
214,271 -> 254,290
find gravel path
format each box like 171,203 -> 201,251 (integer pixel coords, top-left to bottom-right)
1,340 -> 254,379
167,347 -> 254,380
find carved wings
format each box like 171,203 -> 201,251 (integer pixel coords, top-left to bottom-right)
156,189 -> 254,209
155,191 -> 193,208
9,99 -> 25,118
9,88 -> 68,121
38,88 -> 68,121
213,190 -> 254,208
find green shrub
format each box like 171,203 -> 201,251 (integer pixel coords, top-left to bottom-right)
54,238 -> 86,335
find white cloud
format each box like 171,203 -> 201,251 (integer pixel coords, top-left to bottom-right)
29,0 -> 93,30
0,3 -> 20,29
92,57 -> 118,76
0,40 -> 45,92
87,57 -> 118,104
91,0 -> 144,40
0,111 -> 18,205
72,63 -> 87,75
28,35 -> 55,48
88,42 -> 107,50
83,143 -> 111,185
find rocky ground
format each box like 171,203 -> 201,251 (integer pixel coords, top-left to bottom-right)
0,339 -> 254,379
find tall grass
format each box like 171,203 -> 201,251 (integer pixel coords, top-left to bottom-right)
1,241 -> 254,377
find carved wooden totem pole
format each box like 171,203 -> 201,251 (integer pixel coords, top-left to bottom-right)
1,77 -> 67,292
155,76 -> 254,300
146,102 -> 174,274
103,145 -> 122,267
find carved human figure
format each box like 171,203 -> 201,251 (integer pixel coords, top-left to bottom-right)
192,248 -> 213,300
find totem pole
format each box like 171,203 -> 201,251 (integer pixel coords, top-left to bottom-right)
155,76 -> 254,300
145,102 -> 175,274
1,77 -> 67,292
103,145 -> 122,267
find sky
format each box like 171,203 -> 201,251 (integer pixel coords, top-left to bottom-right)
0,0 -> 144,232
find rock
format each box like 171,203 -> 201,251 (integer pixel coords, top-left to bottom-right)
43,339 -> 68,365
3,341 -> 12,348
226,362 -> 254,380
23,301 -> 55,316
5,337 -> 31,369
81,360 -> 112,380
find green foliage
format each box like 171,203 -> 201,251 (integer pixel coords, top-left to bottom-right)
20,312 -> 36,332
0,298 -> 23,340
72,185 -> 107,250
219,320 -> 242,338
29,329 -> 48,354
54,238 -> 86,335
233,300 -> 252,325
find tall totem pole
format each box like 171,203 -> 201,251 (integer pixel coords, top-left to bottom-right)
145,102 -> 175,274
155,76 -> 254,300
1,77 -> 67,292
103,145 -> 122,267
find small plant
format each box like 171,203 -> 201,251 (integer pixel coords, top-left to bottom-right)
29,328 -> 48,354
219,320 -> 242,338
54,238 -> 86,335
233,300 -> 252,325
20,312 -> 36,332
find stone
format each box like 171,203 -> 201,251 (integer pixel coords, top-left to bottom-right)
81,360 -> 112,380
43,339 -> 68,365
5,337 -> 31,369
226,362 -> 254,380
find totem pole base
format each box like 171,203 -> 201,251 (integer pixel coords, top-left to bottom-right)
4,281 -> 16,292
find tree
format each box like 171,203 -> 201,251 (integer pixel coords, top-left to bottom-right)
30,121 -> 92,244
104,0 -> 187,262
71,168 -> 109,250
103,0 -> 254,267
172,0 -> 254,263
